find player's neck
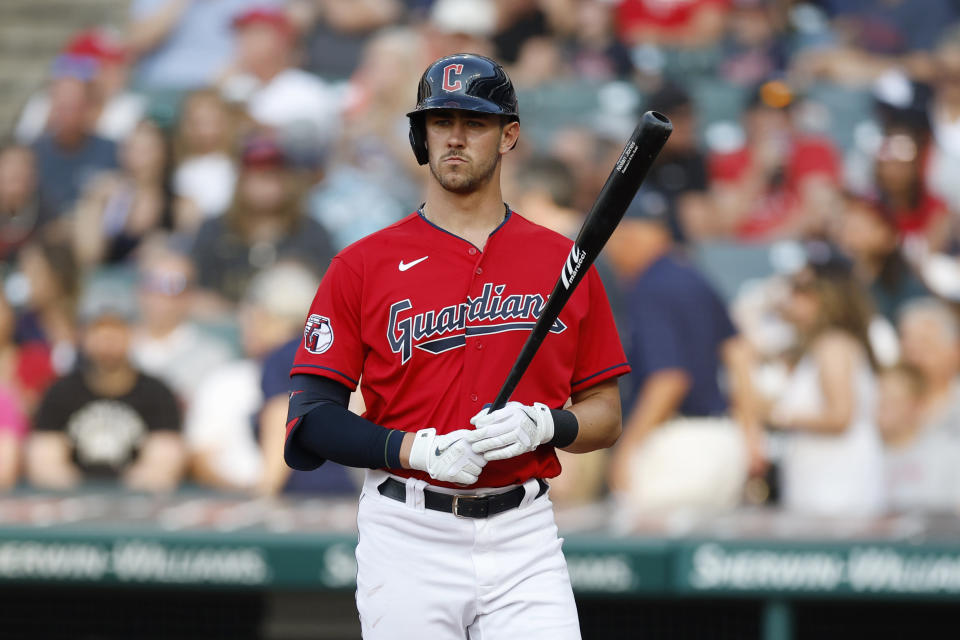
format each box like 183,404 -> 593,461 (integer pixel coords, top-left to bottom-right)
422,184 -> 507,250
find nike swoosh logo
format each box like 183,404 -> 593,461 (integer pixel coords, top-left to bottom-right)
399,256 -> 428,271
435,447 -> 442,456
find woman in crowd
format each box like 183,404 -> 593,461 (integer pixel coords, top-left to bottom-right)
16,237 -> 80,376
172,89 -> 239,226
72,119 -> 180,267
0,287 -> 54,416
872,128 -> 951,255
767,250 -> 886,516
833,194 -> 929,322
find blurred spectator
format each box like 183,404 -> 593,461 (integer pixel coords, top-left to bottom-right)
72,120 -> 180,267
638,82 -> 710,242
718,0 -> 787,87
15,238 -> 81,375
185,261 -> 318,491
0,385 -> 27,489
0,288 -> 55,416
832,194 -> 928,322
767,253 -> 886,516
172,89 -> 239,224
871,128 -> 950,254
0,144 -> 52,263
898,298 -> 960,435
15,28 -> 147,145
304,152 -> 408,253
295,0 -> 403,79
549,126 -> 608,215
878,362 -> 960,512
191,133 -> 335,307
128,0 -> 282,91
32,76 -> 118,219
794,0 -> 959,85
709,80 -> 842,241
130,238 -> 235,405
561,0 -> 634,81
424,0 -> 497,60
822,0 -> 958,55
604,203 -> 763,511
509,35 -> 568,90
492,0 -> 550,64
615,0 -> 729,49
26,279 -> 185,492
220,7 -> 341,142
513,155 -> 581,237
927,28 -> 960,215
337,27 -> 426,208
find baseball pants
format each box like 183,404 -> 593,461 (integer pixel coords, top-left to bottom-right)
355,470 -> 581,640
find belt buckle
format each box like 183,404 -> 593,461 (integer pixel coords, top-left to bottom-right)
452,494 -> 482,518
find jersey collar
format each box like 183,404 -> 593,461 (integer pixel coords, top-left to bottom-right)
416,203 -> 513,250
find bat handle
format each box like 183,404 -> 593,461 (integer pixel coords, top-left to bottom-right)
489,379 -> 515,412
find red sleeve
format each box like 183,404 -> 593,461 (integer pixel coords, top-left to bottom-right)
570,267 -> 631,394
789,137 -> 839,184
290,255 -> 365,390
709,147 -> 750,183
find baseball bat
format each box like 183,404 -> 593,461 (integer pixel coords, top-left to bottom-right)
490,110 -> 673,411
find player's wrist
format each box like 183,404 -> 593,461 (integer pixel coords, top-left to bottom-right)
548,409 -> 579,448
398,431 -> 417,469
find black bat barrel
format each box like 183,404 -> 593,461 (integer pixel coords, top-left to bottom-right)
490,111 -> 673,411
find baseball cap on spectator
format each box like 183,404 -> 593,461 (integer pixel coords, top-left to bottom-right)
78,277 -> 138,325
244,261 -> 319,325
240,133 -> 287,169
873,71 -> 932,133
232,7 -> 295,39
430,0 -> 496,37
644,82 -> 692,115
64,28 -> 128,64
747,78 -> 795,110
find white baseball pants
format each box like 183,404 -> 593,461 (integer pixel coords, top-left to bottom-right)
355,470 -> 581,640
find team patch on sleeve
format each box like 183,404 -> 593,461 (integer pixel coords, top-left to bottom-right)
303,314 -> 334,354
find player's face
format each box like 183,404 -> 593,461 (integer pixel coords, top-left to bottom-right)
425,110 -> 516,194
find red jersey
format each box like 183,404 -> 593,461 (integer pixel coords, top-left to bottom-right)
290,210 -> 630,488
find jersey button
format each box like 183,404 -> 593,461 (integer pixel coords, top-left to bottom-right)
468,247 -> 477,256
476,342 -> 483,350
475,267 -> 483,275
470,393 -> 478,402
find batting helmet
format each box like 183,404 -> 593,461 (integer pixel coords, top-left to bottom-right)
406,53 -> 519,165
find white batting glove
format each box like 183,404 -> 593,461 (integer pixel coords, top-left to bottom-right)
468,402 -> 554,461
407,428 -> 487,485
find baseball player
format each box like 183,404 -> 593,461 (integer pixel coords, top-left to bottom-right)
284,54 -> 630,639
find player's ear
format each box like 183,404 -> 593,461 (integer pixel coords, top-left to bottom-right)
500,120 -> 520,154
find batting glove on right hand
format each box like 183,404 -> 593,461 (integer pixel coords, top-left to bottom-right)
468,401 -> 554,461
407,428 -> 487,485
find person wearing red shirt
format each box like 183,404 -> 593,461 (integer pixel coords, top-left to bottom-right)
709,80 -> 843,240
872,129 -> 950,252
616,0 -> 729,48
284,54 -> 628,639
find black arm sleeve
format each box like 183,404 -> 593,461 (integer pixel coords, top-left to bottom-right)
284,374 -> 405,472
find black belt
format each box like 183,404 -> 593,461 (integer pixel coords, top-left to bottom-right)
377,477 -> 548,519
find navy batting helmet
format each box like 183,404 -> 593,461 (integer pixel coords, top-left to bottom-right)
406,53 -> 519,165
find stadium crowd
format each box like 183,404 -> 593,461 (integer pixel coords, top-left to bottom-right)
1,0 -> 960,521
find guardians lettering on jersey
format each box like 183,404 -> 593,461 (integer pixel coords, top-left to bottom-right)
387,282 -> 565,364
